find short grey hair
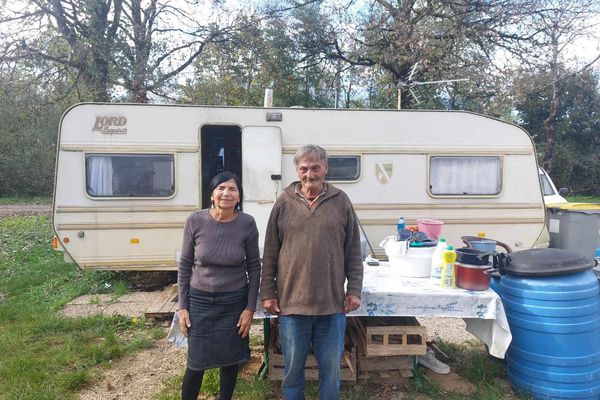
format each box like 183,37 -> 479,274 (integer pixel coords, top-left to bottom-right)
293,145 -> 328,166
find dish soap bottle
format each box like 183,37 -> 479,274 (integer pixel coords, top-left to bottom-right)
430,238 -> 446,284
440,246 -> 457,289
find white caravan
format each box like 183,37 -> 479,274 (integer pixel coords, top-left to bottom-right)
52,103 -> 549,270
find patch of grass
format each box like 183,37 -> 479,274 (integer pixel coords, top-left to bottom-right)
0,215 -> 159,400
566,195 -> 600,203
423,340 -> 527,400
111,280 -> 130,298
155,374 -> 183,400
0,196 -> 52,205
235,377 -> 277,398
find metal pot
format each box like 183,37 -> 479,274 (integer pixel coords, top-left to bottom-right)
455,262 -> 493,291
456,247 -> 490,266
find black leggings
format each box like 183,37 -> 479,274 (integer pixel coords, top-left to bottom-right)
181,364 -> 240,400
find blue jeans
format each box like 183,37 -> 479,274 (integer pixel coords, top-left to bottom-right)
278,313 -> 346,400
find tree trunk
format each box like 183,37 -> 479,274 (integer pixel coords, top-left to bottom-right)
543,36 -> 562,171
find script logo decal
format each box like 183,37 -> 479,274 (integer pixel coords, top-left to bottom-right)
92,116 -> 128,134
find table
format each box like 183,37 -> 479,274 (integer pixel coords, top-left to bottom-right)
347,262 -> 512,358
255,262 -> 512,359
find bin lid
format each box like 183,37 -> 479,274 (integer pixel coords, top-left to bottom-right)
499,248 -> 596,277
547,202 -> 600,214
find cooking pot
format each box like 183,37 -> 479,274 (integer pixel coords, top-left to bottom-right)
455,247 -> 490,266
455,262 -> 493,291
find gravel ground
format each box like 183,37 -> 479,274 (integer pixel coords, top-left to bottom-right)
416,317 -> 478,344
0,204 -> 51,217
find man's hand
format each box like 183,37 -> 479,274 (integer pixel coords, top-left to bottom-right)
344,294 -> 360,313
262,298 -> 280,315
178,308 -> 191,338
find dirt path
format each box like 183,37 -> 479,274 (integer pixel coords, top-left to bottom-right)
78,338 -> 187,400
0,204 -> 51,217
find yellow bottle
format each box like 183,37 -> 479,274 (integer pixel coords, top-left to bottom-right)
440,246 -> 457,289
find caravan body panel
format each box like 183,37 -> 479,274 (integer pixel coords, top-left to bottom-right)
53,104 -> 546,270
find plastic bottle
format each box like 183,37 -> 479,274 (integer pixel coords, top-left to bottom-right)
440,246 -> 457,289
430,238 -> 446,283
595,248 -> 600,266
396,217 -> 405,238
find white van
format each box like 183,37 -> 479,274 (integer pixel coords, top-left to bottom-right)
52,103 -> 549,270
539,168 -> 568,205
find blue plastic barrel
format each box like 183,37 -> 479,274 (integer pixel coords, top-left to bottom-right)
501,270 -> 600,399
489,272 -> 502,296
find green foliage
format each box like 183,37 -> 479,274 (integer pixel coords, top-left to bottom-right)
0,215 -> 157,399
567,196 -> 600,203
514,68 -> 600,195
0,76 -> 65,197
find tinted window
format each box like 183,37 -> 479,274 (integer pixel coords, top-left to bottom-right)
429,156 -> 501,195
539,172 -> 555,196
86,154 -> 175,197
325,156 -> 360,181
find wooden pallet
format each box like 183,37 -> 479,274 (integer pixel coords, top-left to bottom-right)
144,284 -> 178,319
366,325 -> 427,357
268,351 -> 357,382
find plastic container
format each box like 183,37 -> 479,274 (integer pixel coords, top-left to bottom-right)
416,219 -> 444,240
502,271 -> 600,399
430,239 -> 446,283
500,248 -> 600,399
396,216 -> 405,236
440,246 -> 456,288
380,237 -> 435,277
547,203 -> 600,259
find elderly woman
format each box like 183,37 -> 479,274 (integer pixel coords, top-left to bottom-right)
177,171 -> 260,400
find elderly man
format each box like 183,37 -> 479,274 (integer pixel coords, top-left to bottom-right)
260,144 -> 363,400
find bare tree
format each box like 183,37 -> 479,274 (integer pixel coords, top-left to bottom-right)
0,0 -> 123,101
0,0 -> 252,102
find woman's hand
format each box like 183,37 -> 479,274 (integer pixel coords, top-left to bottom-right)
237,309 -> 254,338
178,309 -> 191,338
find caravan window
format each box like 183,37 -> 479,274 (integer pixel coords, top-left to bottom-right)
325,156 -> 361,181
429,156 -> 501,196
85,154 -> 175,197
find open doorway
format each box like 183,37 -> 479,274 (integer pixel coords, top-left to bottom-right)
200,125 -> 242,209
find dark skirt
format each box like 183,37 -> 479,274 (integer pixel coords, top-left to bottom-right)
187,286 -> 250,371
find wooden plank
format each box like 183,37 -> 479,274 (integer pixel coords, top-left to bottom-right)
268,352 -> 356,382
145,284 -> 178,318
358,355 -> 413,371
358,369 -> 412,384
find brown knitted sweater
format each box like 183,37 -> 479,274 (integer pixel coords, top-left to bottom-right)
260,182 -> 363,315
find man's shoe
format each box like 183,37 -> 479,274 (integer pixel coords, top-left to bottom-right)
418,349 -> 450,374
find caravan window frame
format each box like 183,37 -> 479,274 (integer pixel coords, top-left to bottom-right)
84,152 -> 177,199
325,155 -> 361,182
427,155 -> 503,198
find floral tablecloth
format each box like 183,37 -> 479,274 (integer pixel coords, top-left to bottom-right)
346,263 -> 511,358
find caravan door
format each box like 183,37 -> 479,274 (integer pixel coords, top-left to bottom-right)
241,127 -> 282,248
